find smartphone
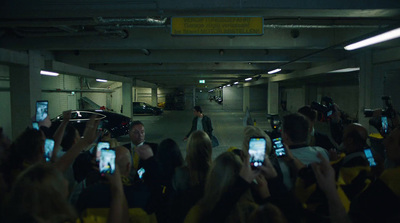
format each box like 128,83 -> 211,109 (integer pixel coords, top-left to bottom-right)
99,148 -> 116,175
364,148 -> 377,167
96,141 -> 110,162
273,137 -> 286,157
381,116 -> 388,134
44,139 -> 55,162
36,100 -> 49,122
137,167 -> 145,179
249,137 -> 266,168
32,121 -> 39,130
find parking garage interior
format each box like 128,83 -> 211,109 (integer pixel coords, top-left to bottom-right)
1,1 -> 400,149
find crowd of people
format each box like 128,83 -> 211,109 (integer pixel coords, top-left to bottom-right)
0,103 -> 399,223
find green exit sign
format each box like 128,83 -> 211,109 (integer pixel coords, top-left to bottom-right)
199,80 -> 205,83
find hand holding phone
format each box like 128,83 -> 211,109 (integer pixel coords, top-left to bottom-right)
44,139 -> 55,162
273,137 -> 286,157
249,137 -> 266,168
99,148 -> 116,175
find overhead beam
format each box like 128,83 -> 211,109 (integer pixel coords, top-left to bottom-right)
45,60 -> 132,83
269,59 -> 358,82
1,28 -> 374,50
0,48 -> 29,66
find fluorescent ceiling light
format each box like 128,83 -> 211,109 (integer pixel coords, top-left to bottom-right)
96,79 -> 108,82
245,77 -> 252,81
344,27 -> 400,51
40,70 -> 59,76
329,67 -> 360,73
227,84 -> 231,87
268,68 -> 281,74
234,81 -> 239,85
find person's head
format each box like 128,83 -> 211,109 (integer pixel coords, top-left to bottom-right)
201,152 -> 242,211
11,128 -> 46,165
60,125 -> 80,152
342,123 -> 368,154
129,121 -> 145,145
298,106 -> 318,129
186,130 -> 212,186
383,127 -> 400,165
282,113 -> 310,145
193,106 -> 203,117
156,138 -> 184,180
247,203 -> 288,223
115,146 -> 132,177
5,163 -> 76,223
242,126 -> 272,156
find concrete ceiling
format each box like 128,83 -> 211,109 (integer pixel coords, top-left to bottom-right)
1,0 -> 400,89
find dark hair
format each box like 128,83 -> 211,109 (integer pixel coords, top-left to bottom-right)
130,120 -> 144,130
298,106 -> 317,122
61,125 -> 78,152
283,113 -> 309,144
156,138 -> 184,181
194,106 -> 202,113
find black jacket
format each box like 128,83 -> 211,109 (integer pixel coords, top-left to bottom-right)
186,115 -> 213,139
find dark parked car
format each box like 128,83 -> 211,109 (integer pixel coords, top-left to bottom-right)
51,110 -> 131,138
133,102 -> 163,115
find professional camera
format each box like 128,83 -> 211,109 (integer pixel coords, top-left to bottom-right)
311,96 -> 335,120
265,114 -> 281,139
363,96 -> 395,118
364,96 -> 397,135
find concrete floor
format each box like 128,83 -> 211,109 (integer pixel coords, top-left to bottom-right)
118,108 -> 271,160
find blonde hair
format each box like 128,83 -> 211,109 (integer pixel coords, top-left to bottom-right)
5,163 -> 77,223
186,130 -> 212,186
242,126 -> 272,155
199,151 -> 257,222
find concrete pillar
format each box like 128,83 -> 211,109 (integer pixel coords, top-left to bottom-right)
268,81 -> 279,115
358,51 -> 373,129
151,87 -> 158,107
9,50 -> 42,139
0,65 -> 12,138
122,82 -> 133,119
243,86 -> 250,112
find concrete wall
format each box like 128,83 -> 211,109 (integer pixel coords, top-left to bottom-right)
136,87 -> 152,104
284,87 -> 306,113
0,65 -> 11,138
223,86 -> 243,111
41,74 -> 81,118
249,86 -> 268,111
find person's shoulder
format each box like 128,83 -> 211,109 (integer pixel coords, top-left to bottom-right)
123,143 -> 131,149
144,141 -> 158,149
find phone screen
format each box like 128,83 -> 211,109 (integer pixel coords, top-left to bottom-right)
249,137 -> 266,168
96,142 -> 110,162
364,148 -> 376,167
36,100 -> 48,122
32,122 -> 39,130
137,167 -> 145,179
44,139 -> 55,162
99,149 -> 116,175
381,116 -> 388,134
273,137 -> 286,157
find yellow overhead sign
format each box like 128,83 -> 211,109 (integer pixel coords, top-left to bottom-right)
171,17 -> 264,35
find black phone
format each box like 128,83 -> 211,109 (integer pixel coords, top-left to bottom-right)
96,141 -> 110,162
44,138 -> 55,162
36,100 -> 48,122
273,137 -> 286,157
249,137 -> 266,168
381,116 -> 388,134
99,148 -> 116,175
364,148 -> 377,167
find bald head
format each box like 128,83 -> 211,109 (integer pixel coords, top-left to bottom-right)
343,123 -> 368,153
115,146 -> 132,176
